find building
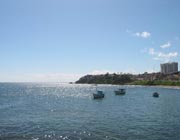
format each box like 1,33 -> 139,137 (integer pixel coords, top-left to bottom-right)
161,62 -> 178,74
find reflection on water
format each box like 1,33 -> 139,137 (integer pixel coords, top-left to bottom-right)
0,83 -> 180,140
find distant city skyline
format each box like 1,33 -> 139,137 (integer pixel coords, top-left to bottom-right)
0,0 -> 180,82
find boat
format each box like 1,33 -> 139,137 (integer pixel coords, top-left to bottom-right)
153,92 -> 159,97
93,85 -> 104,99
114,88 -> 126,95
93,90 -> 105,99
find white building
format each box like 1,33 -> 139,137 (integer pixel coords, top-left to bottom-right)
161,62 -> 178,74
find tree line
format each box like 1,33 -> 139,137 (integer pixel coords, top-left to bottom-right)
75,73 -> 133,84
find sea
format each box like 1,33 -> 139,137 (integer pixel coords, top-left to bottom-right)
0,83 -> 180,140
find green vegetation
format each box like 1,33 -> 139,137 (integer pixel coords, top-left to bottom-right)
75,73 -> 133,85
76,73 -> 180,86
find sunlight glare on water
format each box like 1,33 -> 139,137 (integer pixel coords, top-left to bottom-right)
0,83 -> 180,140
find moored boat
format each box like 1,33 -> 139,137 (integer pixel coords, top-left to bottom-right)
153,92 -> 159,97
93,90 -> 105,99
114,88 -> 126,95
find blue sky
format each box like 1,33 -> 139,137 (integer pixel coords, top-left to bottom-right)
0,0 -> 180,82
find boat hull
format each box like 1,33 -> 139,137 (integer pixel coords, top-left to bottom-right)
93,93 -> 104,99
114,90 -> 126,95
153,92 -> 159,97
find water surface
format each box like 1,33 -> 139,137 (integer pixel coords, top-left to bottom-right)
0,83 -> 180,140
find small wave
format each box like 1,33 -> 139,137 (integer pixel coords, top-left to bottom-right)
32,138 -> 39,140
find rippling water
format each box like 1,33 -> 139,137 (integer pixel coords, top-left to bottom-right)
0,83 -> 180,140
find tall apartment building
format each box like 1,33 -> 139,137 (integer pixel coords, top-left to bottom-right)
161,62 -> 178,74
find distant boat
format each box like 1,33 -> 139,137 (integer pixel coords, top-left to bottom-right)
114,88 -> 126,95
93,90 -> 105,99
93,85 -> 104,99
153,92 -> 159,97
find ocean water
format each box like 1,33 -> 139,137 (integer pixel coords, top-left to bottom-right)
0,83 -> 180,140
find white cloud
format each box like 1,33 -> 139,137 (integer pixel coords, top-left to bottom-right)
0,73 -> 84,82
157,52 -> 178,59
153,57 -> 161,61
134,31 -> 151,38
148,48 -> 178,62
141,32 -> 151,38
160,42 -> 171,49
157,52 -> 178,62
135,32 -> 141,37
89,70 -> 112,75
149,48 -> 156,55
29,73 -> 84,82
90,69 -> 142,75
121,69 -> 138,74
144,68 -> 158,73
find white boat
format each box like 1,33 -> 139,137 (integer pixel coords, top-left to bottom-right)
114,88 -> 126,95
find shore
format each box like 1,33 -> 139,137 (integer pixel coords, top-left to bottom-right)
131,80 -> 180,87
127,84 -> 180,89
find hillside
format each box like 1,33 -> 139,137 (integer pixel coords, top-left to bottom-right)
75,72 -> 180,86
75,73 -> 133,85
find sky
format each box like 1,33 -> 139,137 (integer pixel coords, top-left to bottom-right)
0,0 -> 180,82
